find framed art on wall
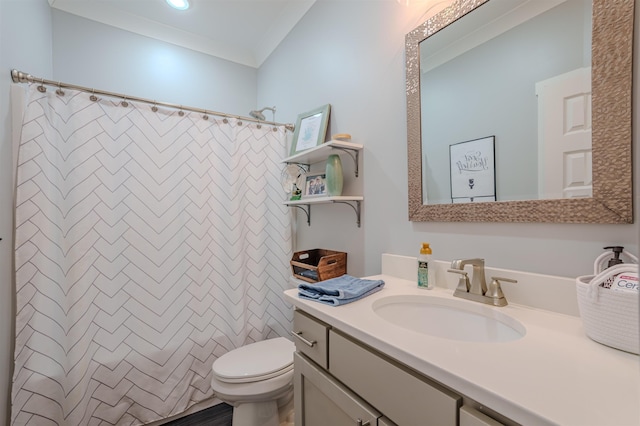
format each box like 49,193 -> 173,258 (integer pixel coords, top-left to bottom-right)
449,136 -> 496,203
290,104 -> 331,155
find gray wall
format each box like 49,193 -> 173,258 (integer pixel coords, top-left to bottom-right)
0,0 -> 639,424
1,1 -> 53,423
51,10 -> 258,117
258,0 -> 639,280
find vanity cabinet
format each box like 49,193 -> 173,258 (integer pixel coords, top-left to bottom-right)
282,140 -> 363,227
293,309 -> 391,425
294,353 -> 384,426
292,309 -> 515,426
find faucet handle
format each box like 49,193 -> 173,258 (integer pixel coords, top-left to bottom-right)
487,276 -> 517,299
447,268 -> 470,293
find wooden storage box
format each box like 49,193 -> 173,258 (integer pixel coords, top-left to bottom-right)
291,249 -> 347,283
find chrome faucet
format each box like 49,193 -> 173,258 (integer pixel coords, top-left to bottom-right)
447,258 -> 516,307
450,258 -> 487,295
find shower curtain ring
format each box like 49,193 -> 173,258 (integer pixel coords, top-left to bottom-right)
121,97 -> 129,107
37,78 -> 46,93
203,110 -> 209,120
55,82 -> 64,96
89,89 -> 98,102
178,106 -> 184,117
151,101 -> 158,113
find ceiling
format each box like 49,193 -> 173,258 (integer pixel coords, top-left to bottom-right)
48,0 -> 316,68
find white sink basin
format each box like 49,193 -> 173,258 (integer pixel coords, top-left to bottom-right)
372,295 -> 526,342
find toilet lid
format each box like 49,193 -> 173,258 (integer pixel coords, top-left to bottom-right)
213,337 -> 295,383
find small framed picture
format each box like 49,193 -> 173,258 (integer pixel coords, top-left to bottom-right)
290,104 -> 331,155
303,173 -> 327,198
449,136 -> 496,203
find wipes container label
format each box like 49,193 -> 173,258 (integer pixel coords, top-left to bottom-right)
611,273 -> 638,293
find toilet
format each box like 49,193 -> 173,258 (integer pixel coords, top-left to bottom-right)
211,337 -> 295,426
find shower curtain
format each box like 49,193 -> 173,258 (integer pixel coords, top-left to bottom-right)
12,84 -> 293,425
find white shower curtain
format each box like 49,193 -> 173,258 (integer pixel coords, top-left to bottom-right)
12,84 -> 293,425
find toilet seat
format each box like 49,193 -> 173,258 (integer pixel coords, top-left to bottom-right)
213,337 -> 294,384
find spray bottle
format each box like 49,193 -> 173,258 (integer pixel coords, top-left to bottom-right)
418,243 -> 434,289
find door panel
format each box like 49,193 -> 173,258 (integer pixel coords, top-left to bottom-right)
536,67 -> 592,199
294,353 -> 380,426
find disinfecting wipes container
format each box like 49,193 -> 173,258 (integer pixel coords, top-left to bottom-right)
611,273 -> 638,293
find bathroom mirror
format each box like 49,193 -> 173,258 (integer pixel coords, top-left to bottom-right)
406,0 -> 634,223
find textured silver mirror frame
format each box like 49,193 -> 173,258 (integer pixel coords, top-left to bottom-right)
406,0 -> 634,223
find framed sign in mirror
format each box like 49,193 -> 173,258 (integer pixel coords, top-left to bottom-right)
449,136 -> 495,204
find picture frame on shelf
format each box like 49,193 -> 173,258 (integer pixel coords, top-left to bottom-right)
290,104 -> 331,155
303,173 -> 327,198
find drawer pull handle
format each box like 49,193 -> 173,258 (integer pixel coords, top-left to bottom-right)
290,330 -> 317,347
356,419 -> 370,426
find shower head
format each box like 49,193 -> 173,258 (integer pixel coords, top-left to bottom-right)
249,106 -> 276,122
249,110 -> 266,121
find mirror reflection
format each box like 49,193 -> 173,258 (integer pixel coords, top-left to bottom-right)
405,0 -> 633,223
420,0 -> 592,205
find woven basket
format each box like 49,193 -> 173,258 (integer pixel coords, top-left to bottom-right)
576,259 -> 639,355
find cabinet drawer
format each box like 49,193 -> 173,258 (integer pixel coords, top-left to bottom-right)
329,330 -> 461,426
460,406 -> 506,426
292,310 -> 329,368
294,352 -> 381,426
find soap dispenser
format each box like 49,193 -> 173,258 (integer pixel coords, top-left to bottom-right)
418,243 -> 434,289
604,246 -> 624,268
601,246 -> 626,289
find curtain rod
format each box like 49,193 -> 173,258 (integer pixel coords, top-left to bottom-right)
10,69 -> 295,132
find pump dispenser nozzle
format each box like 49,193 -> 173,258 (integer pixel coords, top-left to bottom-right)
420,243 -> 432,255
604,246 -> 624,268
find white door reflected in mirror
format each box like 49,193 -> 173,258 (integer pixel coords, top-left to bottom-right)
536,67 -> 592,199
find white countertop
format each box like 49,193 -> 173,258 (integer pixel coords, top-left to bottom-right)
284,275 -> 640,426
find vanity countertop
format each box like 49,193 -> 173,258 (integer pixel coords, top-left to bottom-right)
284,276 -> 640,426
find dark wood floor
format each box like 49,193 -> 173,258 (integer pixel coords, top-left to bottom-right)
163,403 -> 233,426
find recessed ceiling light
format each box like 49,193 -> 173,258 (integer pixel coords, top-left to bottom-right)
166,0 -> 189,10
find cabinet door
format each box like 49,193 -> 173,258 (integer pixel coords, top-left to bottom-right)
329,330 -> 461,426
294,353 -> 380,426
